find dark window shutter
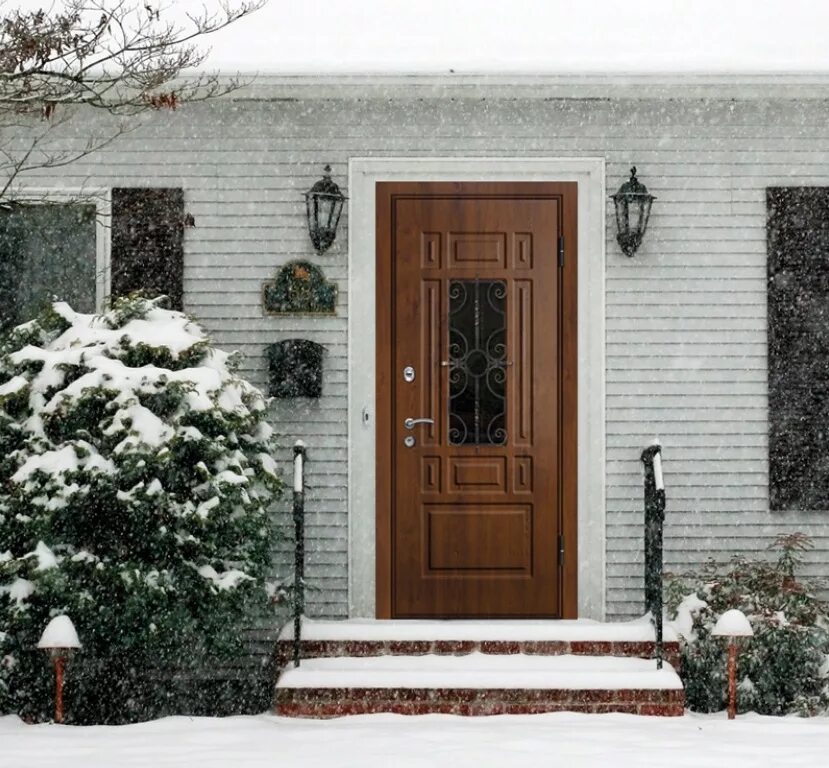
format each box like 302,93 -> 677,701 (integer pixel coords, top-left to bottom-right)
767,187 -> 829,510
111,188 -> 184,311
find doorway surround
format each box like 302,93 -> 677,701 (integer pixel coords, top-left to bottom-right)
347,157 -> 606,620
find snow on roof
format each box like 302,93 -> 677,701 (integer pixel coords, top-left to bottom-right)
192,1 -> 829,75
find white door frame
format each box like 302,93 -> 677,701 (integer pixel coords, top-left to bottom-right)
347,157 -> 607,620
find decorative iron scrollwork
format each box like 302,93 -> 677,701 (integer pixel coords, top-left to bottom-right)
447,280 -> 507,445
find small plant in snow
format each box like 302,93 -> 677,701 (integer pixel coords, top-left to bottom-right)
666,534 -> 829,716
0,296 -> 281,723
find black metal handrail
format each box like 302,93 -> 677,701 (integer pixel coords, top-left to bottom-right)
292,440 -> 307,668
641,442 -> 666,669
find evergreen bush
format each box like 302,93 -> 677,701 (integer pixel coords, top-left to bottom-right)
0,296 -> 281,723
666,533 -> 829,716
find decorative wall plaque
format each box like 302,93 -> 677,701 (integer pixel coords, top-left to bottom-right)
262,260 -> 336,315
266,339 -> 324,398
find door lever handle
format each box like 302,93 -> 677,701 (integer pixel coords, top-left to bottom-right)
404,417 -> 435,429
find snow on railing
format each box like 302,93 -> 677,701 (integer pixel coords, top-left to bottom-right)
641,440 -> 666,669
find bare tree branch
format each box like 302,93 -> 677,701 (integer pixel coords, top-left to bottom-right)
0,0 -> 265,200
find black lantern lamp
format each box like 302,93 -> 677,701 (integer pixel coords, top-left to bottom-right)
305,165 -> 346,254
611,166 -> 656,257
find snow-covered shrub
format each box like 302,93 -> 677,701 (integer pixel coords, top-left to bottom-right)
0,297 -> 281,723
666,534 -> 829,716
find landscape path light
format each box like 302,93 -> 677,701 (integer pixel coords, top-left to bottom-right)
37,614 -> 81,723
711,608 -> 754,720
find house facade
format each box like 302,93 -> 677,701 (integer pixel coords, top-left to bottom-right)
4,73 -> 829,627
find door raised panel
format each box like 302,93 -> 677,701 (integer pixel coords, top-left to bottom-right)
513,232 -> 534,269
425,505 -> 532,572
448,457 -> 508,492
514,456 -> 534,493
421,232 -> 441,269
420,279 -> 441,445
447,232 -> 508,268
513,279 -> 534,447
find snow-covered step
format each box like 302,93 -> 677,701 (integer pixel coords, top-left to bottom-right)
275,618 -> 680,668
279,618 -> 679,643
275,653 -> 684,717
279,653 -> 682,690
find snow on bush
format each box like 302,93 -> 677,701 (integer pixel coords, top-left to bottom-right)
666,533 -> 829,716
0,296 -> 282,723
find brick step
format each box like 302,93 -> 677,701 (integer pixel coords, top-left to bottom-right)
277,687 -> 684,717
275,619 -> 681,668
275,653 -> 685,718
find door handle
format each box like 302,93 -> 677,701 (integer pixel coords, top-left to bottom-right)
404,417 -> 435,429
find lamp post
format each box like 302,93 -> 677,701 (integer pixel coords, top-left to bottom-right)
711,609 -> 754,720
610,166 -> 656,257
37,615 -> 81,723
304,165 -> 346,254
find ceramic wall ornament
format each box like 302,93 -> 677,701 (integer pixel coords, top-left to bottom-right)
262,260 -> 337,315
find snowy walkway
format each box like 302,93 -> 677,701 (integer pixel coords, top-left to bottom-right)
1,711 -> 827,768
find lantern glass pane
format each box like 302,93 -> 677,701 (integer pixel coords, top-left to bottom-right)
614,197 -> 628,234
640,198 -> 653,235
309,195 -> 320,239
315,196 -> 333,230
331,198 -> 344,231
632,198 -> 646,234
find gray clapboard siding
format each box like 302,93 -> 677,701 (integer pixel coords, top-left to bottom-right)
8,91 -> 829,622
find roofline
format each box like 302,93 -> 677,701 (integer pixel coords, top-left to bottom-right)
213,71 -> 829,100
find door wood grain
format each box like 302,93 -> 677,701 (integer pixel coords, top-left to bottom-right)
376,182 -> 578,618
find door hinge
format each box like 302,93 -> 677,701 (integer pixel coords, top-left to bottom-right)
558,533 -> 565,567
557,235 -> 565,267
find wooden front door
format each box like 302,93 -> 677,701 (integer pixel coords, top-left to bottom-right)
376,182 -> 578,618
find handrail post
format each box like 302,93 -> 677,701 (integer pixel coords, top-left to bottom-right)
292,440 -> 307,668
641,442 -> 666,669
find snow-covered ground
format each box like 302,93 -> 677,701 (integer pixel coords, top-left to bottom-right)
1,712 -> 827,768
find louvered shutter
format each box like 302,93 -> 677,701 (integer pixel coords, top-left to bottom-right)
111,188 -> 184,311
767,187 -> 829,510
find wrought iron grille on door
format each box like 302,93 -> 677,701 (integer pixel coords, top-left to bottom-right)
447,279 -> 508,446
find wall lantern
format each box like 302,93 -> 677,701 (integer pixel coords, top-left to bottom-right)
611,166 -> 656,257
38,614 -> 81,723
305,165 -> 346,254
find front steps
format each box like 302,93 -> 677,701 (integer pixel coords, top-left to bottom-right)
274,619 -> 684,717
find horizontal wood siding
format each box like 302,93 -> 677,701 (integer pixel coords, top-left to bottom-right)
7,96 -> 829,622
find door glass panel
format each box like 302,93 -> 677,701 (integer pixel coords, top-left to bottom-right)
448,280 -> 507,445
